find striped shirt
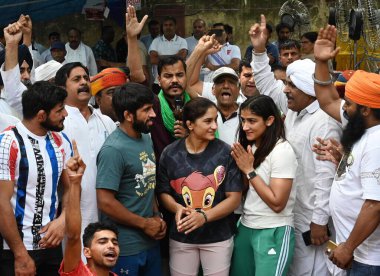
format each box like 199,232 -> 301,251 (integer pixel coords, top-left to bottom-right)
0,122 -> 72,250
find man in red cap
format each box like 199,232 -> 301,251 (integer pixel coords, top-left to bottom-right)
314,24 -> 380,275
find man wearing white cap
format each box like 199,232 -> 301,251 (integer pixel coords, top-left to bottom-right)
249,15 -> 342,276
35,60 -> 62,82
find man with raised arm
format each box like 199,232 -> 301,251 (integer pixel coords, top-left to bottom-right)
314,25 -> 380,275
250,15 -> 342,276
59,141 -> 120,276
0,15 -> 33,118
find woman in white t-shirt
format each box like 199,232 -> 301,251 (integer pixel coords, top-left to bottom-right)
230,95 -> 298,276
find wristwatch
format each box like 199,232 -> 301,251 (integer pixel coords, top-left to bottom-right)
246,170 -> 257,180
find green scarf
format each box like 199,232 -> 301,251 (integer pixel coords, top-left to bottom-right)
158,90 -> 191,137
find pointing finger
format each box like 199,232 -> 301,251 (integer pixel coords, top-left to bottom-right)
72,140 -> 79,157
260,14 -> 266,27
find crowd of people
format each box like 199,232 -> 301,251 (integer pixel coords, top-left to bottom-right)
0,5 -> 380,276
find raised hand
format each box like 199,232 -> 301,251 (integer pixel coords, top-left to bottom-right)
314,25 -> 340,62
197,35 -> 222,55
125,5 -> 148,38
3,22 -> 23,46
66,140 -> 86,179
249,14 -> 268,52
18,14 -> 32,37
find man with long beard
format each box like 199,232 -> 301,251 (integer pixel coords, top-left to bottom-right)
314,25 -> 380,275
0,82 -> 72,275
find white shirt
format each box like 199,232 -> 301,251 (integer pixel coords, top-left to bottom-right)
242,140 -> 298,228
185,36 -> 198,57
65,42 -> 98,76
217,110 -> 240,146
329,108 -> 380,266
0,113 -> 19,131
252,52 -> 342,229
0,64 -> 27,118
149,35 -> 187,82
63,105 -> 116,233
207,42 -> 241,66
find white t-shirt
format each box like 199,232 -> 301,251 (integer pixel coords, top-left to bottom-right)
242,139 -> 298,229
149,35 -> 188,82
0,122 -> 72,250
330,111 -> 380,265
206,42 -> 241,66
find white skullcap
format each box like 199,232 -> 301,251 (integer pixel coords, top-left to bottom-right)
35,60 -> 63,81
286,59 -> 316,97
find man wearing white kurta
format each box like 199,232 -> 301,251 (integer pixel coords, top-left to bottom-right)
65,28 -> 97,76
55,62 -> 116,261
250,16 -> 342,276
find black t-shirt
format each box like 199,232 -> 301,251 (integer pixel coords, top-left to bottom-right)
156,138 -> 242,244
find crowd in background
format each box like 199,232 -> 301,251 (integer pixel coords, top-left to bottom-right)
0,5 -> 380,276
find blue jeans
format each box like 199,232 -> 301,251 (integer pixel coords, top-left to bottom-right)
347,260 -> 380,276
112,244 -> 161,276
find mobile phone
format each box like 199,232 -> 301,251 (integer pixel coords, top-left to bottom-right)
302,227 -> 332,246
302,230 -> 312,246
326,240 -> 338,254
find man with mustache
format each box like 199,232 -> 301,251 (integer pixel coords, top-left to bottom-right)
250,15 -> 342,276
0,81 -> 72,276
54,61 -> 116,262
0,15 -> 33,119
314,25 -> 380,275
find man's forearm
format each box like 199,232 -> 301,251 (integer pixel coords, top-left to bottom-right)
345,200 -> 380,252
4,44 -> 18,71
97,194 -> 147,230
127,37 -> 145,83
0,201 -> 28,256
66,178 -> 81,240
186,47 -> 205,85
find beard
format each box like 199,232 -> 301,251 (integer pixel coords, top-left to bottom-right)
22,79 -> 32,88
132,115 -> 152,134
41,117 -> 65,132
341,108 -> 366,153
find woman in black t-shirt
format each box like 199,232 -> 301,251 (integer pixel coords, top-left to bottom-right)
157,97 -> 242,276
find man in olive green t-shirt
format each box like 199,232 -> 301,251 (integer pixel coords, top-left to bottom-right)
96,82 -> 166,276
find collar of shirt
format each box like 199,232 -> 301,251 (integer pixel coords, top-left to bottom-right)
298,99 -> 319,117
65,104 -> 94,117
219,107 -> 239,123
162,34 -> 178,42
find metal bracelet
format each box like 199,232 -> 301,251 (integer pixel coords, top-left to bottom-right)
312,73 -> 333,86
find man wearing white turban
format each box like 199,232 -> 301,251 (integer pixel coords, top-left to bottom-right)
35,60 -> 62,82
249,15 -> 343,276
